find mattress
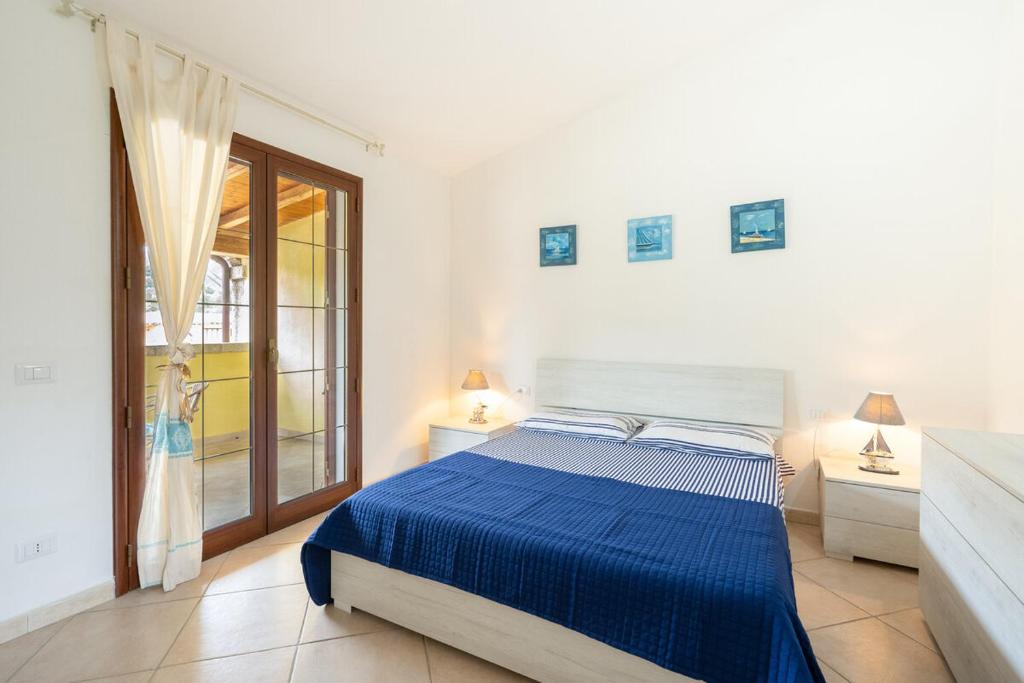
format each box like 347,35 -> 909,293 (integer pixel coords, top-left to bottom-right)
302,429 -> 822,683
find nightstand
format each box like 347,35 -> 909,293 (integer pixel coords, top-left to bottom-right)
428,416 -> 515,462
817,454 -> 921,568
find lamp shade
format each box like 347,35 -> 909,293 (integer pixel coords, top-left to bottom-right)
854,392 -> 905,426
461,369 -> 489,391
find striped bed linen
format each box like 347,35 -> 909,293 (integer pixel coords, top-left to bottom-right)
467,428 -> 791,509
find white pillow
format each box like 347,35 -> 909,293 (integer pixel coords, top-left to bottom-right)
630,420 -> 776,459
518,409 -> 643,442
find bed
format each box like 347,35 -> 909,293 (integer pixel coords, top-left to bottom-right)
301,359 -> 823,683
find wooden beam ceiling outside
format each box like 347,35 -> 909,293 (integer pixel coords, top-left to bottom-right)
213,167 -> 325,258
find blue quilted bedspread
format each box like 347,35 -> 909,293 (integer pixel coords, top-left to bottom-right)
301,451 -> 823,683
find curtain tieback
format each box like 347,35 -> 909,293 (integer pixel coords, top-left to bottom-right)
158,344 -> 206,423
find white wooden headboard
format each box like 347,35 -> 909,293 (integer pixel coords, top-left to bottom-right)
535,358 -> 785,431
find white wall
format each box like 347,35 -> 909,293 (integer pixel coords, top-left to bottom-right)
0,0 -> 450,625
449,0 -> 1002,512
990,0 -> 1024,434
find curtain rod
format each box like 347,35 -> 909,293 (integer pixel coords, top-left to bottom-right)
55,0 -> 386,156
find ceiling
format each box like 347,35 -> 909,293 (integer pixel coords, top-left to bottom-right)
92,0 -> 805,175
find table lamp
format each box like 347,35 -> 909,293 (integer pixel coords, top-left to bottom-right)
461,369 -> 490,424
853,391 -> 905,475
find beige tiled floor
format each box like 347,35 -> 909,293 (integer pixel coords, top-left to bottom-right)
1,518 -> 953,682
788,522 -> 954,682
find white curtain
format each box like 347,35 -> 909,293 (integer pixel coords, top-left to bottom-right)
107,19 -> 239,590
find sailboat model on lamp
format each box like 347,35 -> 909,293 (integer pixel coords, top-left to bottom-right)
853,391 -> 905,475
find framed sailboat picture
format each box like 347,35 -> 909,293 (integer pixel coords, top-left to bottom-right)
731,199 -> 785,253
627,215 -> 673,262
539,225 -> 577,267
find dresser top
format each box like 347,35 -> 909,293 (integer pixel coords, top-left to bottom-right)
429,415 -> 515,435
818,453 -> 921,492
924,427 -> 1024,501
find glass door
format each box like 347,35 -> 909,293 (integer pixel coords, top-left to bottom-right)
118,129 -> 361,585
130,140 -> 270,561
268,158 -> 359,530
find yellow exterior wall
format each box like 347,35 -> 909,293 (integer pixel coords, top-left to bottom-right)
143,209 -> 329,447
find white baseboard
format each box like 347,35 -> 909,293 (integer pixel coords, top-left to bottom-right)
785,506 -> 820,526
0,579 -> 114,645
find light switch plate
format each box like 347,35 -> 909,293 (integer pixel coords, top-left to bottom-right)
15,364 -> 55,385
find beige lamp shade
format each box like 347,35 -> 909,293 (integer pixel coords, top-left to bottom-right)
854,391 -> 905,426
461,369 -> 489,391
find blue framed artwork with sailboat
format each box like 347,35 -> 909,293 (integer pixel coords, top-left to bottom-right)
539,225 -> 577,267
627,215 -> 673,262
731,199 -> 785,253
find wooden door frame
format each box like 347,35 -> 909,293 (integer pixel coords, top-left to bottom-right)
262,148 -> 363,532
111,98 -> 364,596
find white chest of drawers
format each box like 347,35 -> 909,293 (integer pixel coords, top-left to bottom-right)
920,428 -> 1024,683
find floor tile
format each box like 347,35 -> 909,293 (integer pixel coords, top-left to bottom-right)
787,523 -> 825,562
425,638 -> 533,682
91,554 -> 228,611
0,620 -> 66,681
152,647 -> 295,682
793,558 -> 918,615
300,601 -> 399,643
205,543 -> 304,595
85,672 -> 154,682
793,573 -> 869,630
11,599 -> 196,683
810,618 -> 954,682
878,608 -> 939,652
817,659 -> 848,682
245,512 -> 329,548
162,584 -> 307,666
291,629 -> 430,682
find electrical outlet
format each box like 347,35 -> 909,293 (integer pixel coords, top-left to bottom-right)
15,534 -> 57,563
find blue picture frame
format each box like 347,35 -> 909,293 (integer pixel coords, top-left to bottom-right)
539,225 -> 577,267
627,215 -> 673,262
731,199 -> 785,253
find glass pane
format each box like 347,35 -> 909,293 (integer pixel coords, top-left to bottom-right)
140,156 -> 255,533
278,307 -> 313,372
277,240 -> 313,307
336,368 -> 346,428
336,314 -> 346,368
335,249 -> 346,309
335,426 -> 345,485
203,449 -> 251,531
275,172 -> 348,502
278,434 -> 314,503
277,175 -> 315,243
313,370 -> 326,432
335,190 -> 347,249
202,378 -> 251,455
217,159 -> 253,259
278,371 -> 313,437
313,432 -> 327,490
313,309 -> 326,370
313,246 -> 327,307
312,186 -> 328,246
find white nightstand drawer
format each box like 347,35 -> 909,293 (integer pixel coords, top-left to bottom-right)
429,427 -> 488,461
825,481 -> 919,530
824,516 -> 919,568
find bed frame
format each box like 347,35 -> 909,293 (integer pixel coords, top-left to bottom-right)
329,358 -> 785,682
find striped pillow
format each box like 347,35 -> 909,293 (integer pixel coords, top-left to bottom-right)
518,409 -> 643,442
630,420 -> 776,460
